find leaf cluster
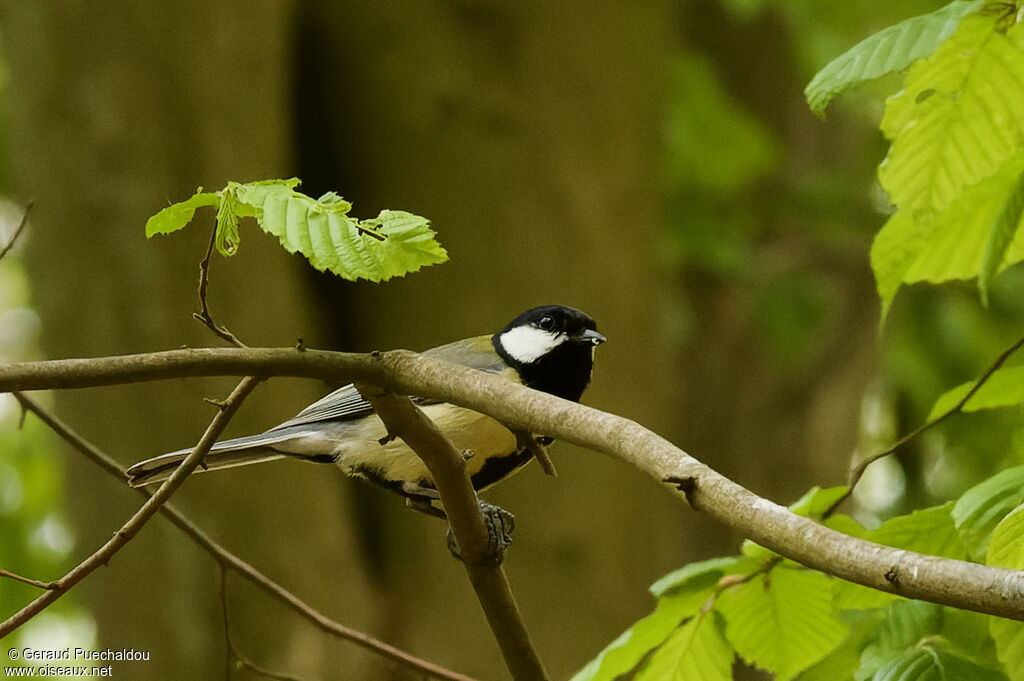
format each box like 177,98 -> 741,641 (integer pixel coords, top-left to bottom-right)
574,482 -> 1024,681
572,4 -> 1024,677
809,1 -> 1024,317
146,178 -> 448,283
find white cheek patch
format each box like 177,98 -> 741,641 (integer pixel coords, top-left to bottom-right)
498,325 -> 566,364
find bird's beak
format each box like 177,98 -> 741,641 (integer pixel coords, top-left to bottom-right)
575,328 -> 607,346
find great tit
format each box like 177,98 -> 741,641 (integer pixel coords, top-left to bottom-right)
125,305 -> 605,508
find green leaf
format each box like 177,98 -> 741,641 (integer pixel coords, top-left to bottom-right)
979,164 -> 1024,304
988,502 -> 1024,568
215,190 -> 241,256
857,600 -> 944,681
570,579 -> 719,681
235,180 -> 447,282
635,611 -> 733,681
145,178 -> 447,282
942,609 -> 1003,674
650,556 -> 752,597
145,189 -> 219,237
928,366 -> 1024,420
798,613 -> 884,681
872,645 -> 1008,681
879,16 -> 1024,221
987,504 -> 1024,681
872,155 -> 1024,317
805,0 -> 984,116
952,467 -> 1024,560
869,502 -> 969,560
788,485 -> 850,519
717,565 -> 848,680
872,16 -> 1024,313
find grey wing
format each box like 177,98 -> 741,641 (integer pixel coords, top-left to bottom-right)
267,335 -> 510,432
266,384 -> 374,431
421,334 -> 510,373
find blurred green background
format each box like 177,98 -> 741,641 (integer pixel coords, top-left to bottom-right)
3,1 -> 1024,679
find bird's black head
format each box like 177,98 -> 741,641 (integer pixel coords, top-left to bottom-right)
492,305 -> 605,402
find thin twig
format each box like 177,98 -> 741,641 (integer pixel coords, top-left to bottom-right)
194,225 -> 246,347
823,330 -> 1024,518
0,568 -> 56,591
514,430 -> 557,478
11,392 -> 480,681
0,201 -> 33,262
219,568 -> 311,681
0,377 -> 261,638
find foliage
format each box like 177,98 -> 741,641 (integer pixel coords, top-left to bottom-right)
806,1 -> 1024,316
574,484 -> 1021,680
575,3 -> 1024,678
146,178 -> 448,282
804,0 -> 985,116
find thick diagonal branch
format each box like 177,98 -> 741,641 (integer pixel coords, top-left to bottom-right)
4,348 -> 1024,621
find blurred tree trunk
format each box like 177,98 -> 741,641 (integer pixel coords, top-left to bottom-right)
3,1 -> 695,680
674,1 -> 880,508
294,1 -> 690,678
1,2 -> 384,679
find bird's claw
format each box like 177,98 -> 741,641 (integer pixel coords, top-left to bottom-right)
447,500 -> 516,565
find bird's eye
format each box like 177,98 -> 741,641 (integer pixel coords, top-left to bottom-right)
537,315 -> 556,331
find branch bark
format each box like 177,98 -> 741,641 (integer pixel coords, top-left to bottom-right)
362,388 -> 549,681
4,347 -> 1024,621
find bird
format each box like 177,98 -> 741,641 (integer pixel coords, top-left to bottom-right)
125,305 -> 605,514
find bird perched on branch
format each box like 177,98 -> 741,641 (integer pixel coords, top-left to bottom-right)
126,305 -> 605,516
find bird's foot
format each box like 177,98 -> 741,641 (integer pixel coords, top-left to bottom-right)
447,500 -> 516,565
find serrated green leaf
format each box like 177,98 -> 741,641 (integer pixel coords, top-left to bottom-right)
570,580 -> 718,681
144,189 -> 219,237
798,612 -> 886,681
834,581 -> 901,613
987,503 -> 1024,681
872,155 -> 1024,317
880,16 -> 1024,218
214,192 -> 241,256
789,485 -> 851,519
990,615 -> 1024,681
805,0 -> 984,116
869,502 -> 969,560
979,164 -> 1024,304
717,566 -> 848,680
871,210 -> 925,320
145,178 -> 445,282
650,556 -> 751,597
942,609 -> 1002,674
635,611 -> 733,681
928,366 -> 1024,420
872,645 -> 1008,681
858,601 -> 944,681
988,502 -> 1024,569
952,466 -> 1024,560
231,180 -> 447,282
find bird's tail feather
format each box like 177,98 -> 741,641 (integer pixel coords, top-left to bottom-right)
125,429 -> 333,488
